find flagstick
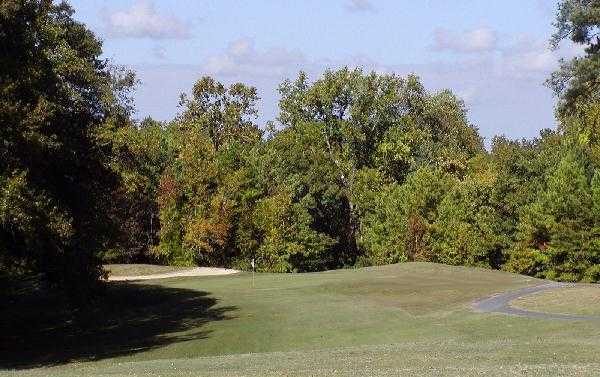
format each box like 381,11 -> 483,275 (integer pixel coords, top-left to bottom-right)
251,258 -> 255,288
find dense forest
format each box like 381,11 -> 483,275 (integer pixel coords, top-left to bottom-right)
2,0 -> 600,302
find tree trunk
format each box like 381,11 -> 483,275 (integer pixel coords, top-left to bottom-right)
342,197 -> 359,265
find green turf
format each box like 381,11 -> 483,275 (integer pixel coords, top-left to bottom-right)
511,286 -> 600,316
2,263 -> 600,376
104,264 -> 192,277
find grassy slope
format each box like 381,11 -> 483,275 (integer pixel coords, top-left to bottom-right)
3,263 -> 600,377
512,286 -> 600,316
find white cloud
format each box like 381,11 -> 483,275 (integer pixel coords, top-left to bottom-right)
132,55 -> 558,143
497,35 -> 584,78
151,45 -> 167,60
433,27 -> 498,53
205,38 -> 307,79
129,34 -> 585,143
345,0 -> 375,12
502,50 -> 557,75
104,0 -> 190,39
431,29 -> 584,78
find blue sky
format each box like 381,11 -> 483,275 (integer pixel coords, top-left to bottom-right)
69,0 -> 580,142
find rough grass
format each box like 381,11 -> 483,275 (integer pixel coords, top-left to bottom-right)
511,286 -> 600,316
104,264 -> 193,277
2,263 -> 600,377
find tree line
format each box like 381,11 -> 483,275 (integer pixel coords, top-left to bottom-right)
2,0 -> 600,302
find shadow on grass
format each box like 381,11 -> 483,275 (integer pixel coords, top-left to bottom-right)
0,279 -> 236,369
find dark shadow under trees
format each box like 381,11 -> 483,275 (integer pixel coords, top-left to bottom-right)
0,278 -> 236,369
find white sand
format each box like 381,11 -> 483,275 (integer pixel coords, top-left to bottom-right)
108,267 -> 239,281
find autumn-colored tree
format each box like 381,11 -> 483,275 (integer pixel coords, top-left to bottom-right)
154,77 -> 262,266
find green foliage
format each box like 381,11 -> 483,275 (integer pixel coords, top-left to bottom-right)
505,151 -> 600,281
107,117 -> 173,262
359,167 -> 456,265
152,78 -> 263,267
0,0 -> 133,302
273,68 -> 482,269
245,121 -> 345,270
104,67 -> 598,282
4,1 -> 599,285
251,191 -> 335,272
139,69 -> 484,273
549,0 -> 600,113
430,170 -> 505,268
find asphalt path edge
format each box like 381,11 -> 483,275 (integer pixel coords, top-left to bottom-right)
472,282 -> 600,321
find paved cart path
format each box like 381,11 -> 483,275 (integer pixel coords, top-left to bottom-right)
472,282 -> 600,320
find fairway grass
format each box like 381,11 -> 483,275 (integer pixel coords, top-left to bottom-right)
2,263 -> 600,377
512,286 -> 600,316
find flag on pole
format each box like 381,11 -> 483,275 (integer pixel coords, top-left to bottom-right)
251,258 -> 255,269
